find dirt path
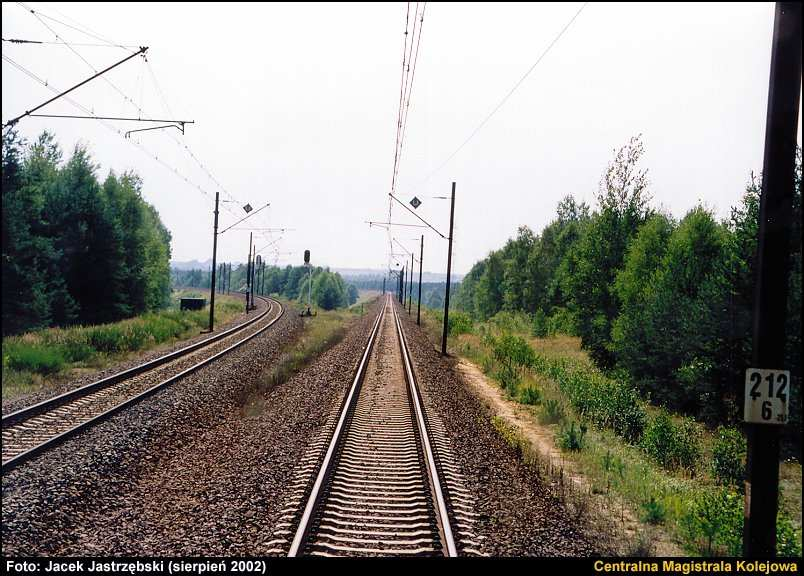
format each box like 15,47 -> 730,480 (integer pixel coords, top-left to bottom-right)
455,358 -> 684,557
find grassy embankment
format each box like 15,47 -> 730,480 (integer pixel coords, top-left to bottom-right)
420,307 -> 802,557
2,290 -> 243,401
241,297 -> 376,417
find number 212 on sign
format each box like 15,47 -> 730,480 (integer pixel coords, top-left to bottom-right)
744,368 -> 790,425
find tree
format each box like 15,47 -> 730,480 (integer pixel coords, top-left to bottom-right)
501,226 -> 536,312
2,132 -> 172,334
311,271 -> 346,310
566,135 -> 652,366
636,207 -> 730,413
475,251 -> 505,319
347,284 -> 359,306
612,212 -> 675,389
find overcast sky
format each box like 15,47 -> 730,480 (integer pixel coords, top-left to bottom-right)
2,2 -> 800,275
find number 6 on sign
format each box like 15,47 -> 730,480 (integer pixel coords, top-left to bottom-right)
744,368 -> 790,425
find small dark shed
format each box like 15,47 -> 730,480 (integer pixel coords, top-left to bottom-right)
180,297 -> 207,311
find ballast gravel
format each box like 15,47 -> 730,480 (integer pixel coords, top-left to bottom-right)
396,306 -> 603,556
2,301 -> 380,556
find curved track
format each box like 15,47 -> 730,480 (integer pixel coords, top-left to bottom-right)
2,296 -> 284,472
287,294 -> 457,557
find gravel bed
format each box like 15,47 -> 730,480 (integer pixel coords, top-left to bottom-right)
395,302 -> 602,556
2,301 -> 380,556
2,300 -> 297,555
2,294 -> 265,416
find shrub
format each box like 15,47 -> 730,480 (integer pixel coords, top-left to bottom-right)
682,488 -> 742,556
492,332 -> 536,370
547,307 -> 578,336
640,496 -> 666,525
532,355 -> 646,442
540,398 -> 565,424
558,420 -> 587,451
777,513 -> 803,557
4,342 -> 65,374
496,364 -> 521,394
641,410 -> 701,471
531,309 -> 548,338
518,385 -> 541,405
490,332 -> 536,394
489,310 -> 532,334
602,450 -> 626,483
480,354 -> 495,375
711,426 -> 746,487
86,325 -> 125,354
448,311 -> 473,336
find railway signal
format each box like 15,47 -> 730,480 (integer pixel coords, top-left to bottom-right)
301,249 -> 315,317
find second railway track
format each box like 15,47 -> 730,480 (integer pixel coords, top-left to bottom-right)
284,294 -> 463,557
2,296 -> 284,473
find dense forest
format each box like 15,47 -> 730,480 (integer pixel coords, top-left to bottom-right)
454,136 -> 801,438
2,130 -> 172,336
174,264 -> 358,310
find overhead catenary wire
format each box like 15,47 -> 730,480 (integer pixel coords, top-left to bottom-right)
394,1 -> 417,189
11,3 -> 253,227
387,3 -> 428,273
393,2 -> 426,190
2,53 -> 215,201
143,60 -> 259,223
16,1 -> 137,53
18,3 -> 148,130
388,2 -> 413,271
2,37 -> 140,48
405,1 -> 589,195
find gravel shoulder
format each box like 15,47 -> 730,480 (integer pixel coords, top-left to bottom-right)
2,299 -> 298,555
396,303 -> 605,556
2,294 -> 265,417
2,301 -> 380,556
455,358 -> 683,556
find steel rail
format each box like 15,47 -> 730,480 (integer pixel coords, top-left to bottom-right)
2,297 -> 283,473
2,295 -> 270,428
391,300 -> 457,556
287,297 -> 387,556
288,295 -> 457,556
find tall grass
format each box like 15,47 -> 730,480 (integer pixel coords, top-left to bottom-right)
444,318 -> 801,557
2,293 -> 243,399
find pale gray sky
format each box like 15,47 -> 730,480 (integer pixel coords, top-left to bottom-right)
2,2 -> 799,275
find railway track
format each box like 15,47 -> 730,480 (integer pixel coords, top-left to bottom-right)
277,294 -> 477,557
2,296 -> 284,473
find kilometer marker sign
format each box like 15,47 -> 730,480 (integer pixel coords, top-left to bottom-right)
744,368 -> 790,425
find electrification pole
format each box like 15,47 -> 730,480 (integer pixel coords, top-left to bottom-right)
743,1 -> 801,558
251,245 -> 257,309
207,192 -> 220,332
402,265 -> 406,305
417,235 -> 423,325
246,233 -> 253,313
441,183 -> 456,356
408,252 -> 413,314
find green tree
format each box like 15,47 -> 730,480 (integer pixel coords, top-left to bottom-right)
475,251 -> 505,319
639,206 -> 730,412
612,212 -> 675,388
566,135 -> 652,366
3,132 -> 172,334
